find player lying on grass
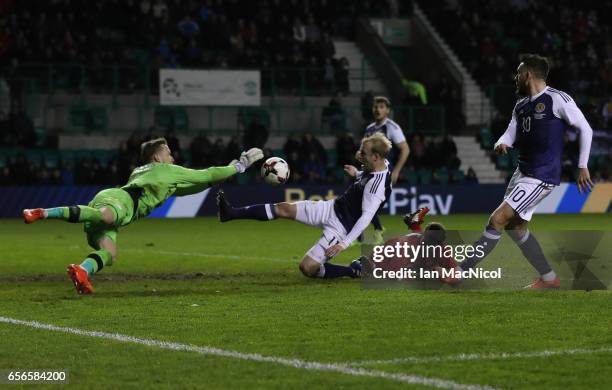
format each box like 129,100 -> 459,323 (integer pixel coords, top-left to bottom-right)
460,54 -> 593,289
217,132 -> 393,279
353,207 -> 460,285
23,138 -> 263,294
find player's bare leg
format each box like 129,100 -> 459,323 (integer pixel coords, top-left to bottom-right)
273,203 -> 297,219
505,216 -> 560,288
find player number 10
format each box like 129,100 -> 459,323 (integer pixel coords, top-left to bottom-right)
521,117 -> 531,132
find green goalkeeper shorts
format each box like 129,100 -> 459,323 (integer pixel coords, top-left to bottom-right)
84,188 -> 135,249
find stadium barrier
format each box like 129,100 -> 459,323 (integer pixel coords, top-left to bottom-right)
1,183 -> 610,218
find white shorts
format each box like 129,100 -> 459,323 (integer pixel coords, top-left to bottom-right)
295,200 -> 348,264
504,169 -> 555,221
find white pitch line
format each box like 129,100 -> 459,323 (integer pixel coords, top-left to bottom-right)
347,347 -> 612,367
0,316 -> 497,390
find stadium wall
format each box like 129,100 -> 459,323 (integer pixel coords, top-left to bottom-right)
2,183 -> 610,218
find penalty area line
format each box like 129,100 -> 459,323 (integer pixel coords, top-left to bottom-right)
347,346 -> 612,367
0,316 -> 497,390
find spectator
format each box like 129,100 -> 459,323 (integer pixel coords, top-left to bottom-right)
321,96 -> 346,131
302,151 -> 326,182
152,0 -> 168,19
301,132 -> 327,164
304,14 -> 321,46
243,116 -> 269,149
0,73 -> 10,119
285,150 -> 303,183
225,136 -> 241,164
283,134 -> 302,158
316,32 -> 335,61
402,79 -> 428,106
336,132 -> 358,166
165,129 -> 180,153
10,152 -> 32,185
177,15 -> 199,38
292,17 -> 306,45
361,90 -> 375,122
322,57 -> 335,92
182,38 -> 203,66
335,57 -> 350,95
8,104 -> 36,147
0,166 -> 11,185
190,132 -> 212,168
410,132 -> 425,167
465,167 -> 479,184
210,138 -> 226,166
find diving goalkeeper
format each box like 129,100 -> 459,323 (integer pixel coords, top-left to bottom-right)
22,138 -> 263,294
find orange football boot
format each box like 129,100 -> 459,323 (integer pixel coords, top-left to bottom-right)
67,264 -> 94,294
403,207 -> 430,230
23,208 -> 45,224
524,276 -> 561,289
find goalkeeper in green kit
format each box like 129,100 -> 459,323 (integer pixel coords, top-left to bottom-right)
22,138 -> 263,294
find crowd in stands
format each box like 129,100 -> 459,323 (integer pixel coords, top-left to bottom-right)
420,0 -> 611,130
2,0 -> 390,94
1,128 -> 486,186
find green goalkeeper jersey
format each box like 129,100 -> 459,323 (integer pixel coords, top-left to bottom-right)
121,163 -> 237,221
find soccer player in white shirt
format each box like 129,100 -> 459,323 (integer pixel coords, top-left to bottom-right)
363,96 -> 410,243
217,133 -> 393,279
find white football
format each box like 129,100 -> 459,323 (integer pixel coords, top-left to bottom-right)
261,157 -> 290,185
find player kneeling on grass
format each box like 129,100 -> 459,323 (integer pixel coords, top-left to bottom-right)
354,207 -> 460,285
23,138 -> 263,294
217,132 -> 392,279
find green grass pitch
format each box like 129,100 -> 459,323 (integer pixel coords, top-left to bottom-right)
0,214 -> 611,389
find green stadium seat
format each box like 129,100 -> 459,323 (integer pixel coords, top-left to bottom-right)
238,107 -> 271,129
509,149 -> 519,167
596,155 -> 608,168
45,155 -> 59,168
496,154 -> 511,170
479,127 -> 491,138
327,151 -> 337,167
174,107 -> 189,130
155,106 -> 174,128
418,168 -> 432,184
89,106 -> 108,130
35,127 -> 48,147
482,135 -> 494,149
479,127 -> 494,149
435,167 -> 449,184
332,167 -> 345,183
451,169 -> 465,182
59,150 -> 76,165
181,150 -> 192,164
404,168 -> 418,186
70,103 -> 89,128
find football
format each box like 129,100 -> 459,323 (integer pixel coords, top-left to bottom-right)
261,157 -> 290,185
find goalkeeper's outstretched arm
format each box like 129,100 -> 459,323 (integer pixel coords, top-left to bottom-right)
173,148 -> 263,196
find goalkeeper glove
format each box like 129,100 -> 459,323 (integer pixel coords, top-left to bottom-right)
232,148 -> 264,173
